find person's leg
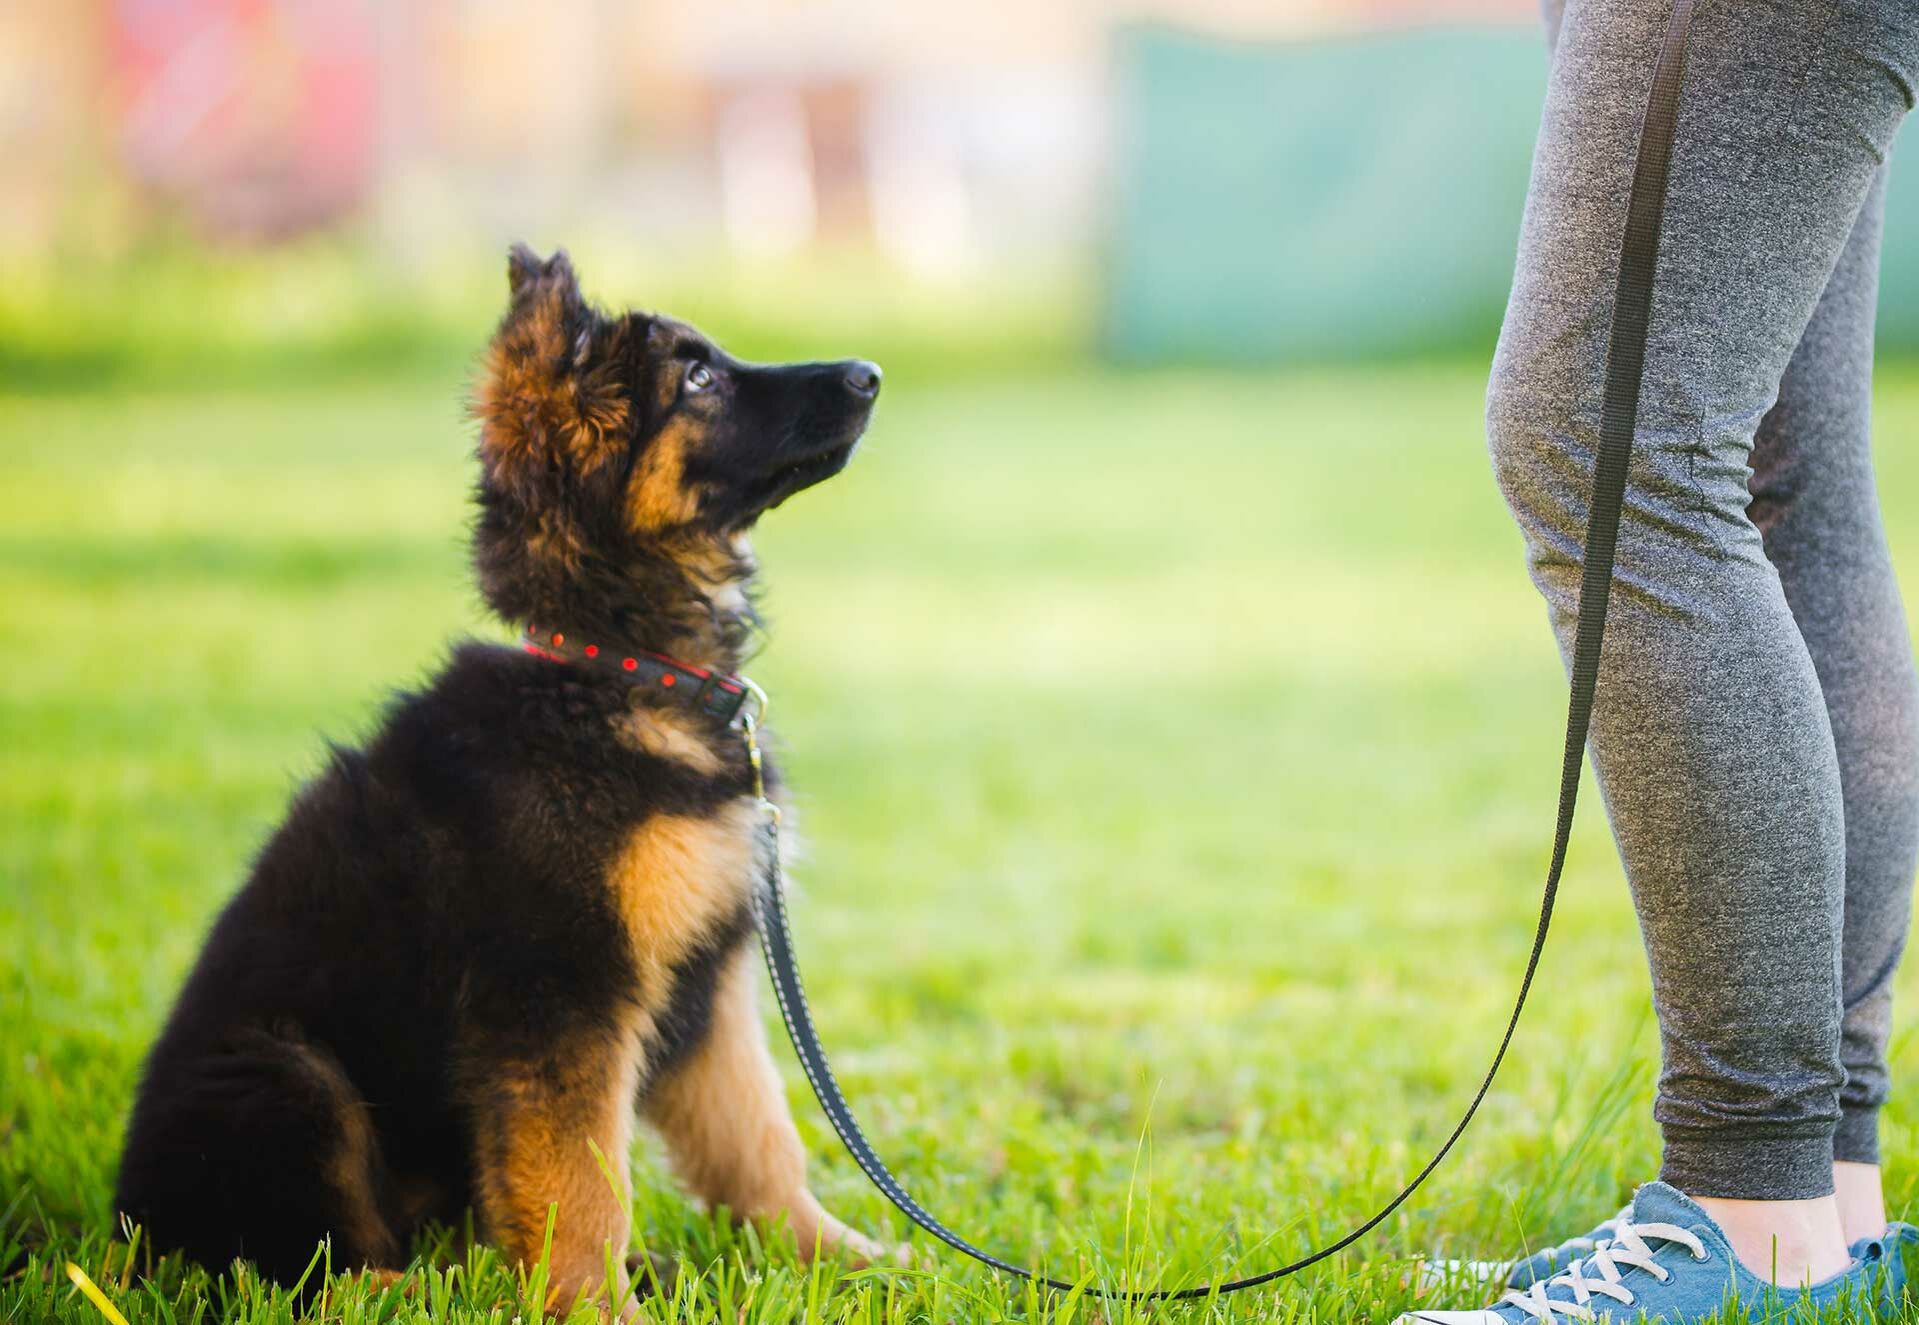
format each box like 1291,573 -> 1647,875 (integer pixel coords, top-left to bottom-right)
1488,0 -> 1918,1284
1530,0 -> 1917,1255
1746,167 -> 1919,1245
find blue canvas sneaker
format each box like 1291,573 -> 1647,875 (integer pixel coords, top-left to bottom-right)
1400,1182 -> 1889,1323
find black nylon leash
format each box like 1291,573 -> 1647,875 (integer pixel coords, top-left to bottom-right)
749,0 -> 1696,1296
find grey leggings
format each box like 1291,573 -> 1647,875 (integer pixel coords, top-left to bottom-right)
1496,0 -> 1919,1199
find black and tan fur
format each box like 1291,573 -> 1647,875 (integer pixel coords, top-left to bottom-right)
113,247 -> 889,1313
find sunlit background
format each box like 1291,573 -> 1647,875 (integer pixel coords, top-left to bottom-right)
9,4 -> 1919,1321
15,0 -> 1917,380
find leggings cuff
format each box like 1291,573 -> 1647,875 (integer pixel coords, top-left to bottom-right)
1834,1107 -> 1881,1166
1660,1131 -> 1834,1200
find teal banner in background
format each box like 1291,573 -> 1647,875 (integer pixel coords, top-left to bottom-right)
1104,24 -> 1917,363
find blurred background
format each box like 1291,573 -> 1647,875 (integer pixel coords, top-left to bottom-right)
9,4 -> 1919,1319
11,0 -> 1918,382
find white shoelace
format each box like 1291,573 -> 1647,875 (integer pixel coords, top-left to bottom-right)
1498,1219 -> 1708,1323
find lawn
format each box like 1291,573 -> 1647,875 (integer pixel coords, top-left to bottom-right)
6,360 -> 1919,1323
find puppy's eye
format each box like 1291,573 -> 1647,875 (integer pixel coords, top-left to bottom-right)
685,362 -> 716,393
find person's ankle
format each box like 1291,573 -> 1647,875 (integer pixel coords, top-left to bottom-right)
1691,1193 -> 1853,1286
1833,1161 -> 1886,1246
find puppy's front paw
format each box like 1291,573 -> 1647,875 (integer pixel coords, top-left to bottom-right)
871,1239 -> 923,1271
817,1223 -> 918,1272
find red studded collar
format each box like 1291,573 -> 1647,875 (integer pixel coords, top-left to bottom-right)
519,625 -> 752,724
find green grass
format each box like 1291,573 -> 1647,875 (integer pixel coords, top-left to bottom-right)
7,361 -> 1919,1322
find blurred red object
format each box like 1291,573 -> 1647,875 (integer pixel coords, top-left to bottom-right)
111,0 -> 377,241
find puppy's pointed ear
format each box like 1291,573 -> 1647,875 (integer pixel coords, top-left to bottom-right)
475,248 -> 626,487
506,245 -> 579,302
507,244 -> 544,298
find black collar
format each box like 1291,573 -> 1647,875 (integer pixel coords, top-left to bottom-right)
519,625 -> 752,723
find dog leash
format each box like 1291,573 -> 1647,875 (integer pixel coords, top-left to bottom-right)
744,0 -> 1696,1296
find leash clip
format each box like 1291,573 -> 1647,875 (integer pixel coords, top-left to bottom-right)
740,676 -> 784,934
738,677 -> 780,828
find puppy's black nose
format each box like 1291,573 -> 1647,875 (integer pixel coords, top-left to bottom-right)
843,360 -> 882,398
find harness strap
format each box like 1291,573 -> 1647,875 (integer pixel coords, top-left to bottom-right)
754,0 -> 1697,1296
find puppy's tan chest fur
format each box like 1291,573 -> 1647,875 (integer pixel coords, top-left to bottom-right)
607,797 -> 764,976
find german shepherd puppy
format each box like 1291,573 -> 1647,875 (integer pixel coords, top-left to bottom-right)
114,247 -> 891,1311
